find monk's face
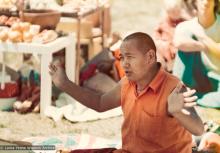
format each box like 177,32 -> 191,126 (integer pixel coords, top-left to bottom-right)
120,40 -> 155,81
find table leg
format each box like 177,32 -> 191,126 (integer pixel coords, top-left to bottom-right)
75,17 -> 81,85
0,52 -> 5,90
101,6 -> 105,49
66,34 -> 76,82
40,53 -> 52,117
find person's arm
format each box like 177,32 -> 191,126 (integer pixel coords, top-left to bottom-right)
168,83 -> 204,136
154,22 -> 163,40
173,22 -> 207,52
154,20 -> 176,61
49,61 -> 121,112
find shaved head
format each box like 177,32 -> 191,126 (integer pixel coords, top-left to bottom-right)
121,32 -> 156,54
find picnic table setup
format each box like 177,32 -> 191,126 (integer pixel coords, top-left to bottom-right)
0,0 -> 110,114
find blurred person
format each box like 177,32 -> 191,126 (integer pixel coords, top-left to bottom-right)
173,0 -> 220,108
198,132 -> 220,153
154,0 -> 197,72
50,32 -> 204,153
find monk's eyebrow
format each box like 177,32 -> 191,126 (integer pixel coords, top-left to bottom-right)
124,53 -> 134,56
119,52 -> 134,57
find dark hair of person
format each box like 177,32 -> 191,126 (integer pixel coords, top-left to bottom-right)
122,32 -> 157,54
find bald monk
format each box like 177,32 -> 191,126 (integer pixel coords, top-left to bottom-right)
49,32 -> 204,153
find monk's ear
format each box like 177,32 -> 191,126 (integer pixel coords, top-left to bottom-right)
146,49 -> 156,64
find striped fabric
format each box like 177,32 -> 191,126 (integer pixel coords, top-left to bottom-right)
23,134 -> 121,152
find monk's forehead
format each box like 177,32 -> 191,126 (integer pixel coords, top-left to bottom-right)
120,39 -> 147,53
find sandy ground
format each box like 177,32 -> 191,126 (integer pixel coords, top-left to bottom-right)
111,0 -> 163,36
0,0 -> 219,143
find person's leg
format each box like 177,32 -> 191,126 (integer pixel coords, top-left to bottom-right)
197,91 -> 220,108
196,72 -> 220,108
173,50 -> 214,91
172,50 -> 220,108
172,50 -> 197,87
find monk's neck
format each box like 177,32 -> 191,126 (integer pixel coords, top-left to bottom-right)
136,63 -> 159,91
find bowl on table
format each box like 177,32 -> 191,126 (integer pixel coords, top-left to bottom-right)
22,9 -> 61,30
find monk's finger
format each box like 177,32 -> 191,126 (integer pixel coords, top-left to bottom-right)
183,89 -> 196,97
181,109 -> 191,115
184,102 -> 197,108
184,96 -> 198,102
